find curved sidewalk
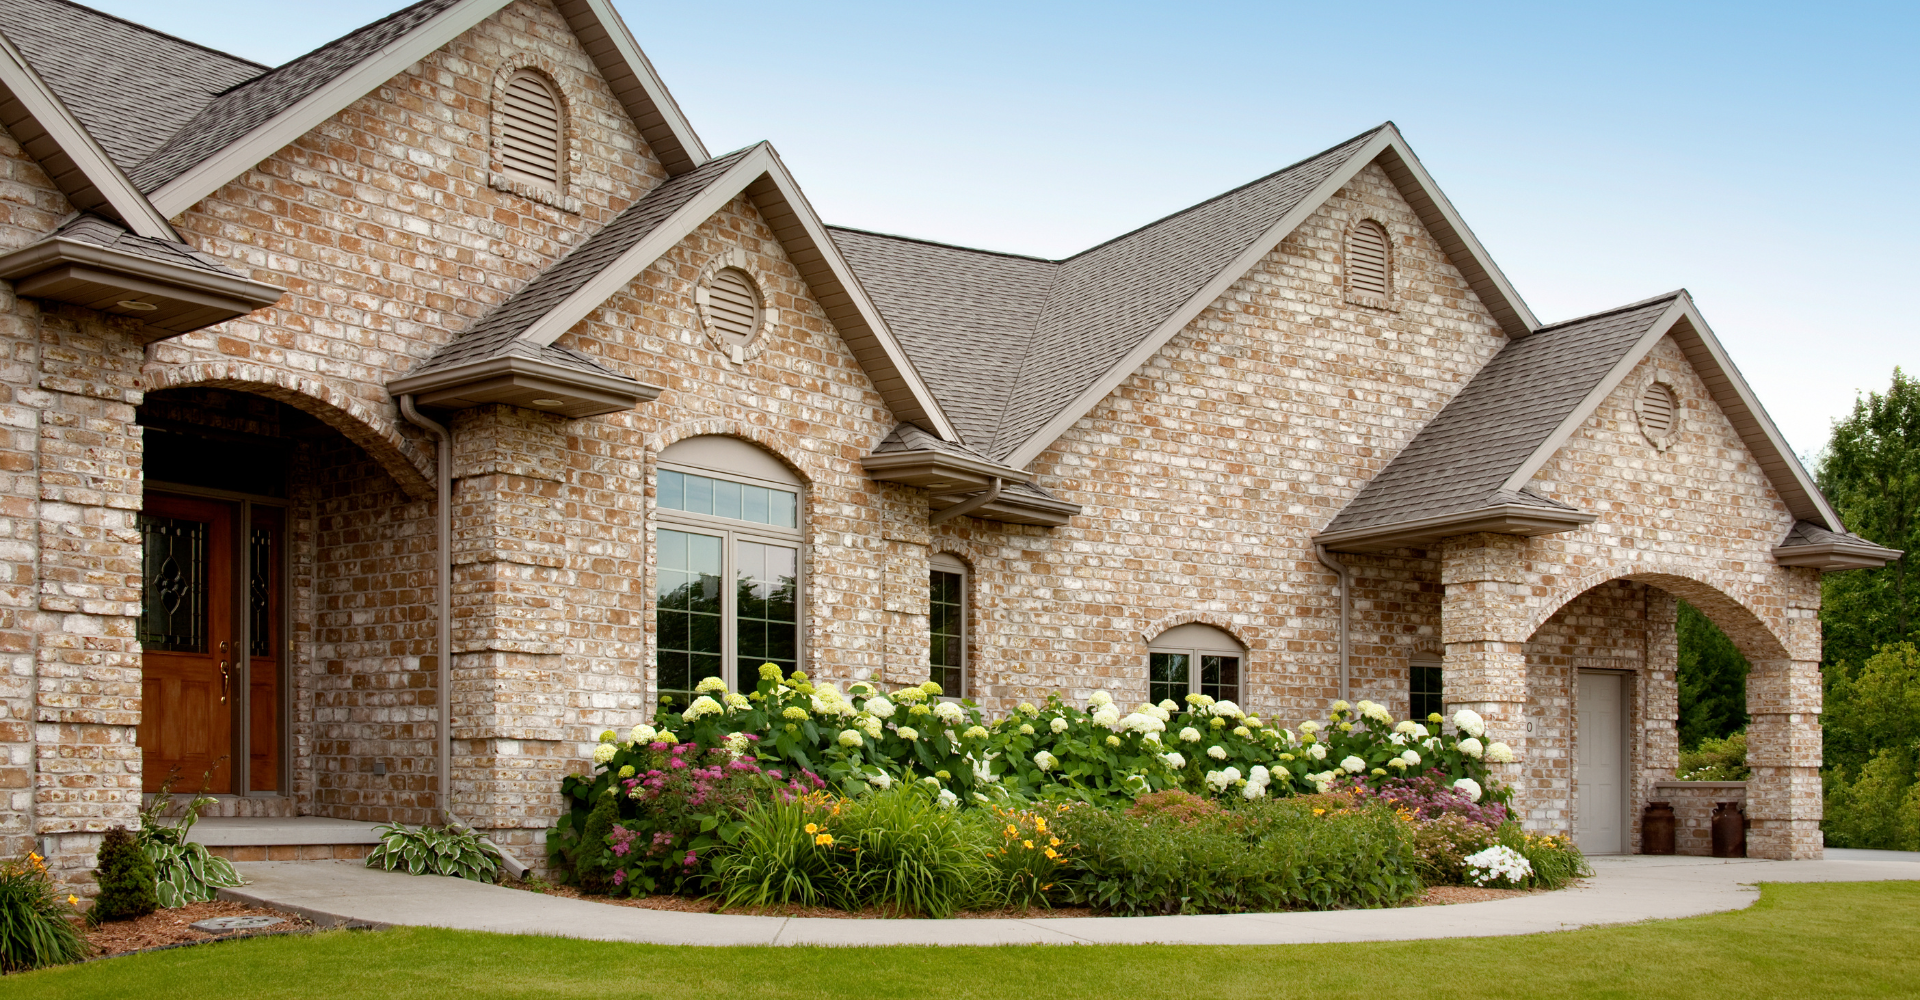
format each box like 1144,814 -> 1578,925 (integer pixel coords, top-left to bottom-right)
222,853 -> 1920,947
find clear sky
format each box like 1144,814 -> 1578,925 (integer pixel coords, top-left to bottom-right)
83,0 -> 1919,459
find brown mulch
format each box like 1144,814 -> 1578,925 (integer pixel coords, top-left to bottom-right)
1410,884 -> 1549,906
498,877 -> 1092,919
84,900 -> 314,957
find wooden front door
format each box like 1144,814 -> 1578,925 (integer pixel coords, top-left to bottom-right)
137,494 -> 235,793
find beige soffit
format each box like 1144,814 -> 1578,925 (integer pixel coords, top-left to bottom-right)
1497,292 -> 1841,531
1000,124 -> 1538,468
554,0 -> 708,176
0,31 -> 175,237
515,143 -> 958,440
1313,501 -> 1598,554
387,352 -> 661,419
0,232 -> 283,339
1771,532 -> 1902,572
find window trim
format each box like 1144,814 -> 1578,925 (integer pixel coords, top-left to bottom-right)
654,459 -> 806,703
929,552 -> 967,698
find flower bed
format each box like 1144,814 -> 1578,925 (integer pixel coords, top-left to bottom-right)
544,668 -> 1587,916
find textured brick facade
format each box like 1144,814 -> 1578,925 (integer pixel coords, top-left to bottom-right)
0,0 -> 1841,885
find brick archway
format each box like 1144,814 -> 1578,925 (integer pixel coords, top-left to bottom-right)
143,361 -> 434,500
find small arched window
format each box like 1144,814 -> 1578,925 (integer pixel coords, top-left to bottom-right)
1147,624 -> 1245,707
1346,219 -> 1391,304
498,69 -> 563,192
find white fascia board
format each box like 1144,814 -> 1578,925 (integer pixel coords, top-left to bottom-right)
1498,296 -> 1691,495
148,0 -> 512,218
577,0 -> 708,167
519,144 -> 774,346
1497,295 -> 1841,531
519,143 -> 960,443
0,35 -> 176,239
1375,127 -> 1539,334
755,147 -> 958,442
1001,129 -> 1399,468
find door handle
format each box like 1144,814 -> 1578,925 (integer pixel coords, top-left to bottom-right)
220,661 -> 230,703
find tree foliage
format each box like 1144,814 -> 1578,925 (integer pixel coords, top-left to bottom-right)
1675,600 -> 1749,748
1816,368 -> 1920,669
1822,643 -> 1920,850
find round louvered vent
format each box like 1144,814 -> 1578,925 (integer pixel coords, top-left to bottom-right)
499,70 -> 561,190
1347,220 -> 1390,300
1638,382 -> 1678,446
706,267 -> 762,347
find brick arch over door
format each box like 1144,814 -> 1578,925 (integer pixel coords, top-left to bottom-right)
1518,561 -> 1792,664
143,362 -> 434,500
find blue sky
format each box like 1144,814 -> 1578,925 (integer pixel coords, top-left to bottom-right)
86,1 -> 1919,458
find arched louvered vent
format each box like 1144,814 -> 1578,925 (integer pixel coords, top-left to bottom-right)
707,267 -> 762,346
499,70 -> 562,190
1347,220 -> 1390,300
1639,382 -> 1677,442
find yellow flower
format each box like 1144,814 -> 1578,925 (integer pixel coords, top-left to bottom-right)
67,894 -> 78,906
814,833 -> 834,846
1005,824 -> 1019,838
1023,840 -> 1034,849
805,823 -> 819,834
1044,848 -> 1059,859
1049,837 -> 1061,847
1034,818 -> 1048,833
1313,808 -> 1326,816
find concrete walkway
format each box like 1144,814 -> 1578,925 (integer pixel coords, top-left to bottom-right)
220,852 -> 1920,947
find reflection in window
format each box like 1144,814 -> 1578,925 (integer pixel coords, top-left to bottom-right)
657,529 -> 723,709
1149,652 -> 1188,707
658,468 -> 796,528
1410,662 -> 1443,721
930,569 -> 964,697
1147,625 -> 1245,706
737,541 -> 798,679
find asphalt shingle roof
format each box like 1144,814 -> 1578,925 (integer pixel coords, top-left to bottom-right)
2,0 -> 264,170
406,147 -> 753,380
832,127 -> 1382,460
126,0 -> 467,193
42,212 -> 249,277
1323,293 -> 1682,535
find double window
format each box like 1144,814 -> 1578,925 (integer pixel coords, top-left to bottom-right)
654,437 -> 803,710
929,554 -> 966,697
1147,623 -> 1244,705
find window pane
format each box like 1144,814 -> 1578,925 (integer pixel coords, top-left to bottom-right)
1410,665 -> 1443,721
771,488 -> 797,528
712,478 -> 741,521
685,474 -> 713,516
658,469 -> 684,512
1149,652 -> 1189,707
1201,655 -> 1240,704
737,541 -> 798,678
743,484 -> 770,525
657,529 -> 723,710
929,569 -> 964,697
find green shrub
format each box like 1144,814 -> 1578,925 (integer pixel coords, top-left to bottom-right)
1824,745 -> 1920,851
1125,789 -> 1222,825
1405,812 -> 1493,886
89,827 -> 157,923
711,787 -> 991,917
1677,732 -> 1750,781
0,852 -> 86,971
962,804 -> 1074,909
136,788 -> 245,907
1052,797 -> 1421,914
1493,824 -> 1592,890
365,823 -> 503,882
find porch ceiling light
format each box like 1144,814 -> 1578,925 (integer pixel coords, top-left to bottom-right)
116,299 -> 158,311
530,398 -> 564,406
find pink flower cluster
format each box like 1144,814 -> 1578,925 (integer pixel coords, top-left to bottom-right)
1351,774 -> 1509,828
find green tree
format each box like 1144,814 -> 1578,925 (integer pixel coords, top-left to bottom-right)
1821,643 -> 1920,849
1675,600 -> 1749,748
1815,368 -> 1920,670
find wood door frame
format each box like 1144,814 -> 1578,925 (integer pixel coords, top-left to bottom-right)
1576,668 -> 1633,855
144,482 -> 292,799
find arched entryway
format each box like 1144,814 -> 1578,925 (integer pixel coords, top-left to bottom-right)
137,385 -> 439,823
1516,571 -> 1798,857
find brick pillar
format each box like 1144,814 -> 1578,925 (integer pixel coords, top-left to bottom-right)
1635,589 -> 1680,853
30,309 -> 145,890
878,484 -> 929,689
1439,533 -> 1530,802
0,277 -> 41,859
1745,656 -> 1823,860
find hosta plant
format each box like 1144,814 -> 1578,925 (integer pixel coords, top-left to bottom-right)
366,823 -> 503,882
136,784 -> 245,907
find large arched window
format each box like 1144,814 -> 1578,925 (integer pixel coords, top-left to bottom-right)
654,436 -> 803,709
1148,624 -> 1244,705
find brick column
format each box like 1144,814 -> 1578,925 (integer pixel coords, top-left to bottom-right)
1439,533 -> 1530,802
1635,589 -> 1680,853
1745,656 -> 1823,860
29,309 -> 145,890
878,484 -> 929,689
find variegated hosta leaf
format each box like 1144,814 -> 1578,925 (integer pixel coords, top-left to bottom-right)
407,853 -> 426,876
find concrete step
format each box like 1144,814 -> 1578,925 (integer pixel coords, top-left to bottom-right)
146,793 -> 300,818
188,816 -> 386,863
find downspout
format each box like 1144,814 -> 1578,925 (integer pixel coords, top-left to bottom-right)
929,477 -> 1002,526
398,395 -> 528,878
1314,544 -> 1351,705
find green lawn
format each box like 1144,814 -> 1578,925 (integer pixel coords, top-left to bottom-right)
15,882 -> 1919,1000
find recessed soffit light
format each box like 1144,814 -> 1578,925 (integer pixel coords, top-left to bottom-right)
116,300 -> 159,312
530,398 -> 565,407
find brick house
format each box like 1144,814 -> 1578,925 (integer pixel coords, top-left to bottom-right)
0,0 -> 1896,884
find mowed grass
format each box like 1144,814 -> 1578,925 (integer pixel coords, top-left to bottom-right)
14,881 -> 1918,1000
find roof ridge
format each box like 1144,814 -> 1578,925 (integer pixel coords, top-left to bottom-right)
36,0 -> 270,72
1534,289 -> 1686,333
826,224 -> 1060,264
1056,123 -> 1391,264
204,0 -> 444,96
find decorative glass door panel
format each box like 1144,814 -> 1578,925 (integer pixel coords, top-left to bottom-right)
248,509 -> 282,791
137,495 -> 233,793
